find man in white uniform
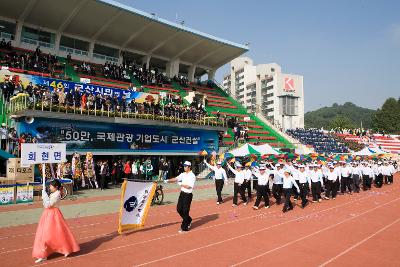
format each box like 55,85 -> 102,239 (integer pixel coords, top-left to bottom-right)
164,161 -> 196,232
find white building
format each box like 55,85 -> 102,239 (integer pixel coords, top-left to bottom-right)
222,57 -> 304,130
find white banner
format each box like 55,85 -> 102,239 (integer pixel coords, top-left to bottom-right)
0,186 -> 14,205
21,143 -> 66,165
118,181 -> 156,234
16,185 -> 34,204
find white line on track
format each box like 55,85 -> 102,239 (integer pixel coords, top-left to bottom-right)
135,196 -> 400,267
318,217 -> 400,267
36,187 -> 390,266
0,196 -> 230,240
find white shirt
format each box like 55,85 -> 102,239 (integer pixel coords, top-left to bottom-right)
335,167 -> 342,179
382,165 -> 391,176
292,169 -> 300,181
228,165 -> 245,184
310,170 -> 324,186
389,164 -> 395,175
341,166 -> 352,177
283,175 -> 300,191
205,162 -> 227,181
42,190 -> 61,208
298,170 -> 311,186
244,169 -> 253,181
176,171 -> 196,193
252,170 -> 271,186
352,166 -> 362,176
271,168 -> 284,184
131,163 -> 138,174
326,170 -> 339,181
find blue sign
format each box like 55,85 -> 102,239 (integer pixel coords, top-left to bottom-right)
16,118 -> 218,153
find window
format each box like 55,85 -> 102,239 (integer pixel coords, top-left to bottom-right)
60,36 -> 89,51
22,26 -> 55,47
0,20 -> 16,40
279,96 -> 298,116
93,43 -> 119,58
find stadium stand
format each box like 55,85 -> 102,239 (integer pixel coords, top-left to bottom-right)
336,133 -> 400,154
287,128 -> 349,153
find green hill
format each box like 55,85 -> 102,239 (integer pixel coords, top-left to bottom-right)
305,102 -> 376,129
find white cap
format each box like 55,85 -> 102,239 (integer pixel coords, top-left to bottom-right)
183,161 -> 191,166
235,162 -> 242,168
216,161 -> 222,165
259,164 -> 266,170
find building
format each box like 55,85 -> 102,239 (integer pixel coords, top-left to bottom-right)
222,57 -> 304,130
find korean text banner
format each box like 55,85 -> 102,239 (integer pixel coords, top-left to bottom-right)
17,118 -> 218,153
0,186 -> 14,205
0,69 -> 159,103
16,185 -> 34,204
21,143 -> 67,165
118,181 -> 156,234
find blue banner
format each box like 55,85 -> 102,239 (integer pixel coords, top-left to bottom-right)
0,69 -> 158,103
16,118 -> 218,154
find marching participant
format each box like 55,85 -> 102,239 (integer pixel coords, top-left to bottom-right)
251,164 -> 271,209
282,169 -> 300,213
310,164 -> 324,202
204,159 -> 228,204
340,162 -> 352,194
164,161 -> 196,232
32,180 -> 80,263
244,163 -> 253,199
227,162 -> 247,207
297,164 -> 311,208
375,162 -> 384,188
361,162 -> 372,190
388,161 -> 396,184
271,163 -> 284,205
352,162 -> 362,193
324,165 -> 339,200
291,164 -> 300,201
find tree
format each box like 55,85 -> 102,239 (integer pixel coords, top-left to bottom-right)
330,115 -> 354,129
372,97 -> 400,133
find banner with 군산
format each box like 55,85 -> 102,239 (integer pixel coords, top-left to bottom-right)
0,69 -> 159,104
118,181 -> 156,234
16,118 -> 218,153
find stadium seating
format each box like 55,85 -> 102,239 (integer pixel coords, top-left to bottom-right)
335,133 -> 400,153
287,128 -> 349,153
1,47 -> 293,150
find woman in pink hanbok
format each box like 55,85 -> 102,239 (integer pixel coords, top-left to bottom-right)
32,180 -> 80,263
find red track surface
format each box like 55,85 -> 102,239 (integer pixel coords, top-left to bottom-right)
1,174 -> 400,267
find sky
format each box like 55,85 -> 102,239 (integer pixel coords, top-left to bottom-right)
116,0 -> 400,112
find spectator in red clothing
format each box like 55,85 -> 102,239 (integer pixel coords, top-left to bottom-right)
124,160 -> 132,180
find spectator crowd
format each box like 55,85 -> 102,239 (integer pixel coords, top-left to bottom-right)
287,128 -> 349,153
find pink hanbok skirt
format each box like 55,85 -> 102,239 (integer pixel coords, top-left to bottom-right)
32,207 -> 80,259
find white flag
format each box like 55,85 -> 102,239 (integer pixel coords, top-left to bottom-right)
118,181 -> 156,234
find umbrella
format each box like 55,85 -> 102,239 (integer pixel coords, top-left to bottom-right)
252,144 -> 281,155
353,147 -> 376,156
228,144 -> 262,157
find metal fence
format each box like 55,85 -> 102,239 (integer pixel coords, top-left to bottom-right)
9,94 -> 226,127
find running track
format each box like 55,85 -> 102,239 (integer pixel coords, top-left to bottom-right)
1,174 -> 399,267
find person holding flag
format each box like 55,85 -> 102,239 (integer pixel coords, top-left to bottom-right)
204,159 -> 228,204
164,161 -> 196,233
